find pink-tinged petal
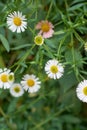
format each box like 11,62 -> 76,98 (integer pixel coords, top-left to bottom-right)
49,22 -> 54,28
38,30 -> 43,35
36,20 -> 54,38
42,32 -> 51,38
44,20 -> 54,28
35,22 -> 42,29
43,29 -> 54,38
45,20 -> 48,24
48,29 -> 54,35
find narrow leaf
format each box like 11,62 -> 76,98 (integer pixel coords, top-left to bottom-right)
0,34 -> 10,52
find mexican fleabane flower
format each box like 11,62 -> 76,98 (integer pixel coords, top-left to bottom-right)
76,80 -> 87,103
21,74 -> 41,93
34,35 -> 44,46
0,68 -> 14,89
10,83 -> 24,97
45,59 -> 64,79
36,20 -> 54,38
7,11 -> 27,33
84,42 -> 87,51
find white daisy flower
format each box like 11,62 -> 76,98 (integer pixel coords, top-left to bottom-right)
10,83 -> 24,97
0,68 -> 14,89
7,11 -> 27,33
45,59 -> 64,79
21,74 -> 41,93
76,80 -> 87,103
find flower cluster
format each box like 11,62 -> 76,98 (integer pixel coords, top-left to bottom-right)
7,11 -> 54,47
7,11 -> 54,37
6,11 -> 87,103
34,20 -> 54,45
0,59 -> 64,97
0,68 -> 41,97
5,11 -> 65,98
0,68 -> 14,89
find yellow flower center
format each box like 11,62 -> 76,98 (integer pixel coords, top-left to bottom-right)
83,86 -> 87,96
34,35 -> 44,45
14,86 -> 20,93
13,17 -> 22,26
8,74 -> 14,82
1,74 -> 8,82
41,22 -> 50,32
84,43 -> 87,50
50,65 -> 58,74
27,79 -> 35,87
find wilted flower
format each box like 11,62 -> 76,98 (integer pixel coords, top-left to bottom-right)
36,20 -> 54,38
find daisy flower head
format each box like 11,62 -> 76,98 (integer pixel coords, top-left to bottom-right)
45,59 -> 64,80
76,80 -> 87,103
21,74 -> 41,93
34,35 -> 44,46
7,11 -> 27,33
0,68 -> 14,89
36,20 -> 54,38
10,83 -> 24,97
84,42 -> 87,51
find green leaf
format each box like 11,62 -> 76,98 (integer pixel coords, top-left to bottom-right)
59,67 -> 77,92
67,3 -> 86,11
65,49 -> 83,68
0,34 -> 10,52
11,44 -> 31,50
60,114 -> 80,124
7,98 -> 18,113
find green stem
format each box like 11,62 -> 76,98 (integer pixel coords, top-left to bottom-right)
57,33 -> 69,59
74,30 -> 85,49
32,104 -> 73,130
43,44 -> 54,58
64,0 -> 71,22
45,1 -> 53,20
0,107 -> 7,118
11,44 -> 35,72
28,26 -> 35,35
0,107 -> 16,130
11,96 -> 42,115
71,33 -> 80,82
20,44 -> 35,63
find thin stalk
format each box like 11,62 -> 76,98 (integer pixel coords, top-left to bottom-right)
71,33 -> 80,82
32,104 -> 73,130
43,44 -> 54,58
74,30 -> 85,49
57,33 -> 69,59
11,44 -> 35,72
45,1 -> 53,20
28,26 -> 35,35
0,107 -> 16,130
10,96 -> 42,115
